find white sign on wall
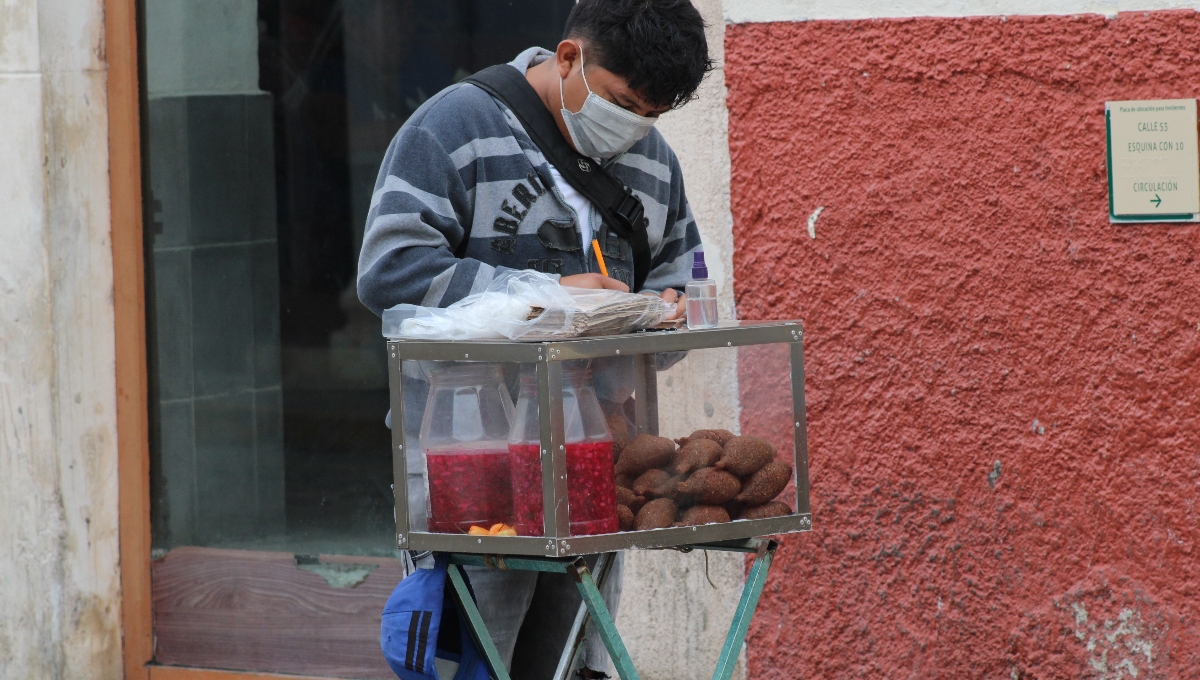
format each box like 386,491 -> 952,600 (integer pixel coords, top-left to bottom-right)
1106,99 -> 1200,223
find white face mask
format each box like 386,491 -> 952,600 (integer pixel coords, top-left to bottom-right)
559,46 -> 657,160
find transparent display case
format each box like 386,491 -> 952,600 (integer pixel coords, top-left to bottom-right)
387,321 -> 812,556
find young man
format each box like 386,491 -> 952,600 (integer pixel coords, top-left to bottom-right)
359,1 -> 712,676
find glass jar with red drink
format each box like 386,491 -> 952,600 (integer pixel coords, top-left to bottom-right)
508,363 -> 619,537
418,363 -> 514,534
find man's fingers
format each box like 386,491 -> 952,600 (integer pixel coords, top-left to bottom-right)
560,273 -> 626,291
661,289 -> 683,320
600,276 -> 630,293
669,293 -> 687,320
559,274 -> 598,289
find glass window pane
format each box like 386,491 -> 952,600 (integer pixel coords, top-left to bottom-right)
142,1 -> 574,675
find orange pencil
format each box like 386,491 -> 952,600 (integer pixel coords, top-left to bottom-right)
592,239 -> 609,277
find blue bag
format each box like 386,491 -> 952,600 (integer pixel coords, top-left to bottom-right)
381,554 -> 493,680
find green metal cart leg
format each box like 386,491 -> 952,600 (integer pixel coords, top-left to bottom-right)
443,541 -> 774,680
566,559 -> 641,680
552,552 -> 616,680
446,562 -> 512,680
710,541 -> 776,680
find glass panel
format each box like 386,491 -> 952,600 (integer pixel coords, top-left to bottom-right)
657,345 -> 800,523
399,360 -> 524,536
141,1 -> 573,675
508,360 -> 618,537
395,344 -> 803,546
402,357 -> 634,539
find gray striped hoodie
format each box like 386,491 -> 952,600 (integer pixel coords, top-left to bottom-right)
357,47 -> 703,316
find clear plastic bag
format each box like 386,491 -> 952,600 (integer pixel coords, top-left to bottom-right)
382,270 -> 673,341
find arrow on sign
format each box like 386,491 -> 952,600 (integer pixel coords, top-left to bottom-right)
1151,194 -> 1163,208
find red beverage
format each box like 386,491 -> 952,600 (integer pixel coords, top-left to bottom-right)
508,441 -> 619,537
425,449 -> 513,533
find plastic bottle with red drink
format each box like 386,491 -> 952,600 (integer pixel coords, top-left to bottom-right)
508,362 -> 619,537
418,363 -> 514,533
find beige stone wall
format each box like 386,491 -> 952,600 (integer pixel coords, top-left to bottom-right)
0,0 -> 122,678
614,1 -> 745,679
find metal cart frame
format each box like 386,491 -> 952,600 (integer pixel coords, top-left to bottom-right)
386,321 -> 810,679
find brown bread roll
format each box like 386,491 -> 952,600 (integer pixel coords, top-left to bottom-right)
607,411 -> 630,460
618,504 -> 636,531
632,468 -> 676,499
715,436 -> 776,477
634,498 -> 678,530
668,473 -> 693,504
674,468 -> 741,505
614,473 -> 635,490
737,501 -> 792,521
678,505 -> 731,526
615,486 -> 646,512
673,438 -> 723,475
735,461 -> 793,505
614,434 -> 676,476
676,428 -> 735,448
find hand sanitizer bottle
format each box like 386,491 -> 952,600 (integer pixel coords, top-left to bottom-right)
685,251 -> 718,329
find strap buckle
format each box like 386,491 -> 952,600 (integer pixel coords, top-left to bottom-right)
612,187 -> 646,234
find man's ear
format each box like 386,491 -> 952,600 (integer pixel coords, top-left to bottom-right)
555,39 -> 581,79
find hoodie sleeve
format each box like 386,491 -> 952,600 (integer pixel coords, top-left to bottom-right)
356,123 -> 511,316
641,147 -> 703,294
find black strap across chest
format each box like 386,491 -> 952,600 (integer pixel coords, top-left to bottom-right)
463,64 -> 652,292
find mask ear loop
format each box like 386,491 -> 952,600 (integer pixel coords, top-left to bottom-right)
559,43 -> 592,114
578,45 -> 595,95
558,61 -> 568,110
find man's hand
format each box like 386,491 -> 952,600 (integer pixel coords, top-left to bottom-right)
656,288 -> 686,320
560,273 -> 629,292
561,274 -> 685,319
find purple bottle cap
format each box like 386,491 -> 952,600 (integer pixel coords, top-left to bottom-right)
692,251 -> 708,280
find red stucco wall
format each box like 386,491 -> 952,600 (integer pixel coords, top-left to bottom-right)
729,12 -> 1200,677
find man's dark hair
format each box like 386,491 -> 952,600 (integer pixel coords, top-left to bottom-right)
564,0 -> 714,110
